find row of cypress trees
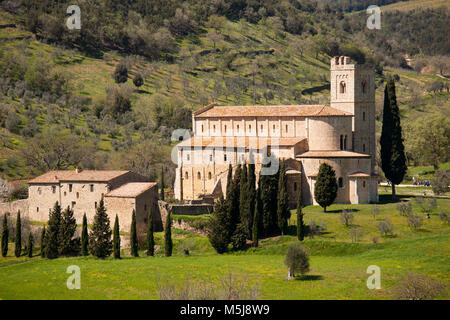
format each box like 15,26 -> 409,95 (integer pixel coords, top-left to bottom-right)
208,155 -> 294,253
1,211 -> 34,258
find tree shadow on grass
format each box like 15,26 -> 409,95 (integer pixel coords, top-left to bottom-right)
325,208 -> 360,214
295,275 -> 323,281
378,194 -> 415,204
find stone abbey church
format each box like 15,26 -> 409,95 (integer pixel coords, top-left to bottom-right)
174,56 -> 379,206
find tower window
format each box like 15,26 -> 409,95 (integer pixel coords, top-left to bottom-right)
197,172 -> 201,180
208,172 -> 212,180
224,154 -> 227,162
362,81 -> 367,94
363,144 -> 366,153
37,207 -> 39,212
338,177 -> 343,188
363,181 -> 366,188
340,81 -> 346,94
285,125 -> 288,133
260,124 -> 263,131
185,172 -> 189,180
294,182 -> 297,192
213,125 -> 216,132
363,112 -> 366,121
249,125 -> 251,131
52,186 -> 56,194
340,135 -> 344,150
273,124 -> 276,132
344,135 -> 347,150
237,125 -> 240,132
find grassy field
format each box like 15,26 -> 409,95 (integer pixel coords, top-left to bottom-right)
0,189 -> 449,300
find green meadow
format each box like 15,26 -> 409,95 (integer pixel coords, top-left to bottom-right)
0,188 -> 449,300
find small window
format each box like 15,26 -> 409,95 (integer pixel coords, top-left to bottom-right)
201,124 -> 204,132
237,125 -> 240,132
224,125 -> 227,132
361,81 -> 367,94
64,191 -> 67,196
71,201 -> 76,208
52,186 -> 56,194
185,172 -> 189,180
273,124 -> 276,132
95,202 -> 97,208
36,207 -> 39,212
224,154 -> 227,162
249,124 -> 251,131
208,172 -> 212,180
187,154 -> 190,161
340,135 -> 344,150
90,184 -> 94,192
363,181 -> 366,188
285,125 -> 288,132
260,124 -> 263,131
363,112 -> 366,121
69,184 -> 73,192
197,172 -> 201,180
363,144 -> 366,153
338,177 -> 343,188
38,188 -> 42,195
76,192 -> 79,199
340,81 -> 346,94
293,182 -> 297,192
344,135 -> 347,150
209,154 -> 213,162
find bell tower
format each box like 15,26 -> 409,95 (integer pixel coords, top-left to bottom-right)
330,56 -> 376,172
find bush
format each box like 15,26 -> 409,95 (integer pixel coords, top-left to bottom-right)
393,273 -> 446,300
432,171 -> 449,195
308,220 -> 326,239
350,227 -> 363,243
284,243 -> 310,279
407,214 -> 423,230
439,211 -> 449,224
113,62 -> 128,84
397,201 -> 412,216
371,205 -> 379,219
377,219 -> 394,237
340,209 -> 354,227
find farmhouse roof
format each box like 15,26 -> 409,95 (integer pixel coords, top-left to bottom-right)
28,170 -> 131,184
105,182 -> 157,198
193,104 -> 352,118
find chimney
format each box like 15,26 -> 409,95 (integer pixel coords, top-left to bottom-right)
75,166 -> 83,174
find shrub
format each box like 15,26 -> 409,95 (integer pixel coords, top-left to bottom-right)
407,214 -> 423,230
113,62 -> 128,84
393,273 -> 446,300
350,227 -> 363,243
377,219 -> 394,237
439,211 -> 449,224
371,205 -> 379,219
231,223 -> 247,251
397,201 -> 412,216
284,243 -> 310,279
308,220 -> 326,239
432,171 -> 449,195
340,209 -> 354,227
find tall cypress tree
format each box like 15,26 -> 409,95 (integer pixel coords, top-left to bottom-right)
130,209 -> 138,257
259,158 -> 279,236
14,210 -> 21,257
277,161 -> 290,235
208,195 -> 230,254
146,209 -> 154,256
226,163 -> 233,197
227,164 -> 241,239
380,77 -> 407,199
296,193 -> 305,241
245,152 -> 256,239
58,206 -> 77,256
113,215 -> 121,259
160,167 -> 165,201
81,213 -> 88,256
1,214 -> 8,257
314,163 -> 338,212
239,163 -> 248,228
46,202 -> 62,259
27,232 -> 33,258
89,199 -> 112,258
164,212 -> 172,257
40,226 -> 46,258
252,187 -> 262,247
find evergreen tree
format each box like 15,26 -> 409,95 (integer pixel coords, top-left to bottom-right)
27,232 -> 33,258
380,77 -> 407,199
1,214 -> 8,257
314,163 -> 338,212
259,157 -> 280,236
296,194 -> 305,241
130,209 -> 139,257
81,213 -> 88,256
227,164 -> 241,238
46,202 -> 62,259
160,167 -> 165,201
164,212 -> 173,257
40,227 -> 46,258
252,187 -> 262,247
239,163 -> 248,227
245,152 -> 257,239
133,73 -> 144,88
59,206 -> 77,256
113,215 -> 121,259
231,223 -> 247,251
14,211 -> 21,257
114,62 -> 128,83
277,161 -> 290,235
207,196 -> 230,254
146,209 -> 154,256
89,199 -> 112,258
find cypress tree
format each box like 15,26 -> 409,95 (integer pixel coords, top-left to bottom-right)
46,202 -> 62,259
259,157 -> 279,236
81,213 -> 88,256
130,209 -> 138,257
380,77 -> 407,199
314,163 -> 338,212
244,152 -> 257,239
208,196 -> 230,254
277,161 -> 290,235
14,211 -> 21,257
296,194 -> 305,241
164,212 -> 172,257
89,199 -> 112,258
1,214 -> 8,257
226,163 -> 233,197
113,215 -> 120,259
227,164 -> 241,239
231,223 -> 247,251
239,163 -> 248,227
59,206 -> 77,256
160,167 -> 165,201
252,187 -> 262,247
146,209 -> 154,256
27,232 -> 33,258
40,227 -> 46,258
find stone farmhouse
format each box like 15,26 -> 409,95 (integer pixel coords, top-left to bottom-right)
27,169 -> 162,231
174,56 -> 378,206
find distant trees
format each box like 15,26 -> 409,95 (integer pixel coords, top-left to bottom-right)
40,227 -> 46,258
432,171 -> 450,195
340,209 -> 354,227
89,199 -> 112,258
380,77 -> 407,199
14,211 -> 21,257
314,163 -> 338,212
1,214 -> 8,257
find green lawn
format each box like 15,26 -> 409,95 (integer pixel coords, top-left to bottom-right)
0,191 -> 449,300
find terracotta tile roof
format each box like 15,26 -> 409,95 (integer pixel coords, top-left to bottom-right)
348,172 -> 371,178
105,182 -> 157,198
194,104 -> 352,118
296,150 -> 371,158
28,170 -> 131,184
178,136 -> 306,148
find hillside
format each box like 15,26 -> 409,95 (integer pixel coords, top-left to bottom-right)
0,0 -> 449,185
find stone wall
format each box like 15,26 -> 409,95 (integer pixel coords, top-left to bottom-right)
0,199 -> 29,218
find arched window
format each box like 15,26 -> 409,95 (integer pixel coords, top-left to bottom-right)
273,124 -> 276,132
294,182 -> 297,192
363,112 -> 366,121
208,172 -> 212,180
340,81 -> 346,94
185,172 -> 189,180
363,144 -> 366,153
285,125 -> 288,133
197,172 -> 201,180
224,154 -> 227,162
338,177 -> 343,188
361,81 -> 367,94
237,125 -> 240,132
363,180 -> 366,188
249,124 -> 251,131
344,135 -> 347,150
340,135 -> 344,150
213,125 -> 216,132
224,125 -> 227,132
